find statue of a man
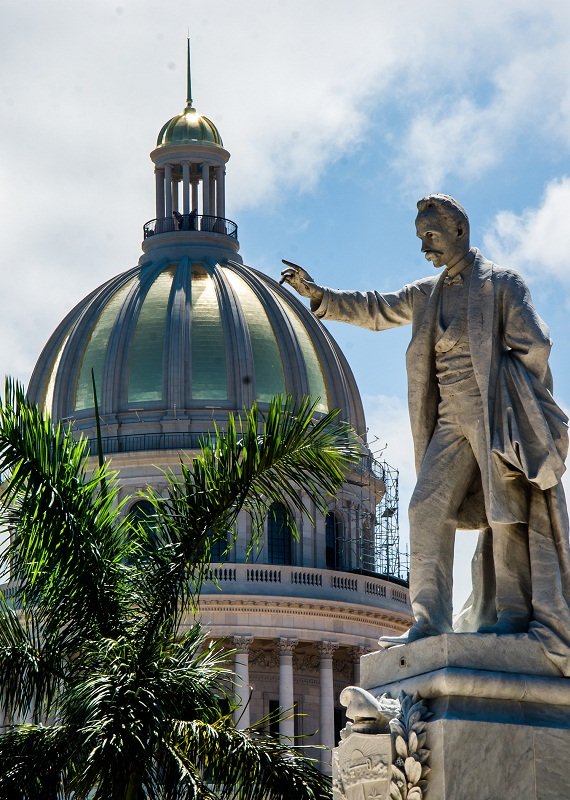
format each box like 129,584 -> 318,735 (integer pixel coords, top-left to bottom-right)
281,194 -> 570,660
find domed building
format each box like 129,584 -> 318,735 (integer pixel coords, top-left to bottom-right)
28,51 -> 411,772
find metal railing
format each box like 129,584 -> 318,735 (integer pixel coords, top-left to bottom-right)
87,431 -> 208,455
143,213 -> 238,239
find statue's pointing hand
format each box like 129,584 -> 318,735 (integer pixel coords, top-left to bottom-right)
279,259 -> 324,307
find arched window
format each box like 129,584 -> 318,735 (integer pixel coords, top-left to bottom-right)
129,499 -> 156,532
325,512 -> 344,571
127,499 -> 160,556
208,529 -> 228,563
267,502 -> 293,566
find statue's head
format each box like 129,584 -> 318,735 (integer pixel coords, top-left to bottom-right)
415,194 -> 470,269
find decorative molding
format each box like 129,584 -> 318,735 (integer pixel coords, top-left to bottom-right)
295,676 -> 320,688
249,671 -> 278,685
333,657 -> 354,680
199,598 -> 411,631
249,649 -> 279,669
389,692 -> 432,800
294,653 -> 320,672
232,635 -> 254,654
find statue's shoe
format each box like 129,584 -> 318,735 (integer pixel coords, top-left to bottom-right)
477,615 -> 529,635
378,620 -> 452,648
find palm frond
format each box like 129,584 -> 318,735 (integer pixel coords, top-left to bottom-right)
0,380 -> 133,648
0,592 -> 66,722
0,723 -> 71,800
168,719 -> 331,800
139,395 -> 361,626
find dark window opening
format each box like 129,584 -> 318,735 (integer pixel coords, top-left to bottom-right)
268,502 -> 293,565
268,698 -> 300,737
129,499 -> 159,550
326,512 -> 344,570
209,530 -> 228,562
334,706 -> 345,746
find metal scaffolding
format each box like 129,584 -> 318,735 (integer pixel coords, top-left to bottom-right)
374,460 -> 408,580
333,454 -> 409,582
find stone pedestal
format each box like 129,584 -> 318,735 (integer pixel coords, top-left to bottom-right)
356,634 -> 570,800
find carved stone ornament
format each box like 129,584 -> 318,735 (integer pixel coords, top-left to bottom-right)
389,692 -> 432,800
318,640 -> 339,658
278,637 -> 299,656
249,648 -> 279,669
231,635 -> 253,654
333,731 -> 393,800
333,690 -> 432,800
340,686 -> 400,736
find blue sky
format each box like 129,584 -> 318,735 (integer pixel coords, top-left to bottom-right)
2,0 -> 570,609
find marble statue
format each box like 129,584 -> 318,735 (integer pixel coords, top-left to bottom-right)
281,194 -> 570,673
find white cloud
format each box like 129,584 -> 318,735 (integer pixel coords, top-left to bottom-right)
3,0 -> 570,384
483,177 -> 570,282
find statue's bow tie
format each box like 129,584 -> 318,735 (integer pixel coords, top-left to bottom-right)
444,273 -> 463,286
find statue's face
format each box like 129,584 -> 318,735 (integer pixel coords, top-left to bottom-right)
415,210 -> 469,269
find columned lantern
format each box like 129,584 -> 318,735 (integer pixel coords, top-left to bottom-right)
145,42 -> 234,245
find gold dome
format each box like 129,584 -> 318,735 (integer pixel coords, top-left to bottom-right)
157,104 -> 223,147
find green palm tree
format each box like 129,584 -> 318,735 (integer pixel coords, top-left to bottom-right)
0,381 -> 361,800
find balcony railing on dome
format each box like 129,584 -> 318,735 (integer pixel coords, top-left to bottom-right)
87,431 -> 207,455
143,213 -> 238,240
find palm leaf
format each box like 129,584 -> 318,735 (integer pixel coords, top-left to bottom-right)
166,719 -> 331,800
0,380 -> 133,649
139,395 -> 361,628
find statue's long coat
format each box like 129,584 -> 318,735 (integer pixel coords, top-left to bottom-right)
315,249 -> 570,674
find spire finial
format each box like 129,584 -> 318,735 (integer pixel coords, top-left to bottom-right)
186,37 -> 193,110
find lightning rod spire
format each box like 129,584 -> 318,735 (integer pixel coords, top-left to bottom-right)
186,37 -> 193,109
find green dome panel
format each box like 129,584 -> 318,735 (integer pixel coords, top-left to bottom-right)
128,267 -> 175,403
223,268 -> 286,403
74,278 -> 137,411
190,265 -> 227,401
270,288 -> 329,413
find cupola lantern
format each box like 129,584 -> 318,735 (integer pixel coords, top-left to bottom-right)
143,40 -> 236,251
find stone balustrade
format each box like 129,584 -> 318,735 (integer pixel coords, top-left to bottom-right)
205,563 -> 410,613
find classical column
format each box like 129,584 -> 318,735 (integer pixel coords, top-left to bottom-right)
154,168 -> 165,219
233,635 -> 253,729
209,170 -> 216,219
164,163 -> 173,219
201,163 -> 210,219
349,646 -> 367,687
216,165 -> 226,219
171,178 -> 179,214
278,637 -> 298,741
318,640 -> 338,774
182,162 -> 190,215
191,176 -> 199,212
